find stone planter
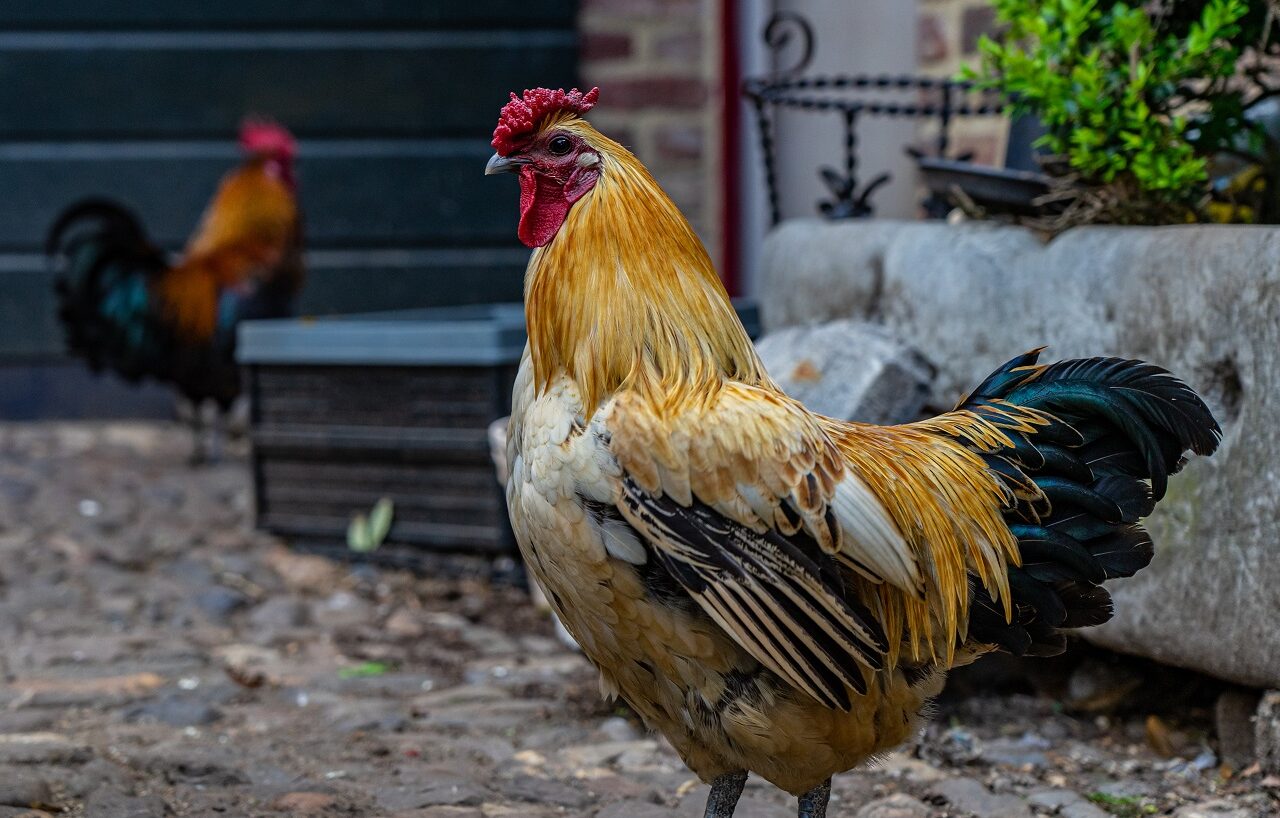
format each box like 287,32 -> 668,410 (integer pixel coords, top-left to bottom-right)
760,219 -> 1275,688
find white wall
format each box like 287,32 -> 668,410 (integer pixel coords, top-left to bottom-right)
736,0 -> 920,296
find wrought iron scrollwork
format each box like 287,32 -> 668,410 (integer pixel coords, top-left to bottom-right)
743,12 -> 1003,224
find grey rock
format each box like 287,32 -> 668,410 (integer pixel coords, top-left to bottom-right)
247,596 -> 310,630
124,694 -> 222,727
497,774 -> 593,808
927,777 -> 1030,818
1173,801 -> 1254,818
853,793 -> 931,818
1027,789 -> 1109,818
980,733 -> 1051,769
194,586 -> 250,623
754,320 -> 935,425
761,219 -> 1279,688
595,800 -> 673,818
326,700 -> 409,734
377,775 -> 487,810
311,591 -> 375,629
83,789 -> 167,818
1214,688 -> 1261,768
0,770 -> 52,808
1257,690 -> 1280,774
0,734 -> 92,765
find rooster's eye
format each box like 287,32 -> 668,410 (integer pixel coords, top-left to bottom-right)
548,135 -> 572,156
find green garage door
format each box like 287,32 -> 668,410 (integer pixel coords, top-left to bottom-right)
0,2 -> 575,417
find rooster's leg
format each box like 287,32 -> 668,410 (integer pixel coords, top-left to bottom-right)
206,410 -> 226,464
796,778 -> 830,818
186,405 -> 207,465
702,771 -> 747,818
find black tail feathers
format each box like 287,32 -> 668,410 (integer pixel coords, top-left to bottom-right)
48,198 -> 167,378
956,350 -> 1221,657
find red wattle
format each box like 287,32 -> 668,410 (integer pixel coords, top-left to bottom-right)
518,167 -> 570,248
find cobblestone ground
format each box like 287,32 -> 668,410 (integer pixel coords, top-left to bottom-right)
0,423 -> 1274,818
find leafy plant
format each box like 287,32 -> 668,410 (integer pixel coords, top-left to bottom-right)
347,497 -> 394,553
1086,791 -> 1159,817
970,0 -> 1280,225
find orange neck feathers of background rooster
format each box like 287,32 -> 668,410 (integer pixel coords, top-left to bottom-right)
48,118 -> 303,460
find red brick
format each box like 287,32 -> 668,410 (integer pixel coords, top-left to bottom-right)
653,31 -> 702,64
917,13 -> 948,64
654,124 -> 704,161
961,6 -> 999,54
601,77 -> 706,110
581,32 -> 633,61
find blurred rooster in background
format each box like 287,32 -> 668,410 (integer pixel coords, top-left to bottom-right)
48,120 -> 303,461
490,88 -> 1221,818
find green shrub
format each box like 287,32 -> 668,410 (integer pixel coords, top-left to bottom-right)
970,0 -> 1280,224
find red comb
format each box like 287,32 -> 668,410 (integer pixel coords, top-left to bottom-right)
239,118 -> 297,159
491,87 -> 600,155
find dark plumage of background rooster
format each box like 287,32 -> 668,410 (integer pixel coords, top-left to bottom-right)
47,120 -> 303,461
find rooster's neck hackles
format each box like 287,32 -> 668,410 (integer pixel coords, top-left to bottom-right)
523,119 -> 768,412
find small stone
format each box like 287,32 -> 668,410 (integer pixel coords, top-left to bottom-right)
271,792 -> 338,813
377,774 -> 487,810
0,771 -> 52,808
875,751 -> 944,783
1027,790 -> 1109,818
265,547 -> 342,594
498,774 -> 593,808
11,673 -> 165,708
82,789 -> 167,818
311,591 -> 375,629
853,793 -> 930,818
927,777 -> 1029,818
248,596 -> 310,631
386,608 -> 426,639
125,694 -> 222,727
0,733 -> 93,765
1173,801 -> 1253,818
595,800 -> 672,818
595,716 -> 642,743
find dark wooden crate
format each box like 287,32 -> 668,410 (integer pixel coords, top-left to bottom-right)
240,306 -> 526,557
239,302 -> 761,561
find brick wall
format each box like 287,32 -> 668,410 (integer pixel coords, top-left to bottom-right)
916,0 -> 1007,166
578,0 -> 723,264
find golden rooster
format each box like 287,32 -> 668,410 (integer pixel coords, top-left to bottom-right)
488,88 -> 1220,818
48,119 -> 303,461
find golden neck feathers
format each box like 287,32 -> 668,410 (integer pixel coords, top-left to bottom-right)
522,121 -> 767,411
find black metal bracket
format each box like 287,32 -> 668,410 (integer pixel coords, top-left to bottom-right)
743,12 -> 1003,224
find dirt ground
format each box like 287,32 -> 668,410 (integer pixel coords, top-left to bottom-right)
0,422 -> 1273,818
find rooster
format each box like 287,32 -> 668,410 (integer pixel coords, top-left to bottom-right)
489,88 -> 1221,818
48,120 -> 303,461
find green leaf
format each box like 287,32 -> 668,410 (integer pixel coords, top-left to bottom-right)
368,498 -> 394,547
347,513 -> 372,552
347,497 -> 394,554
339,661 -> 392,679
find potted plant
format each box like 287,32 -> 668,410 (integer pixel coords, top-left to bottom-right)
969,0 -> 1280,228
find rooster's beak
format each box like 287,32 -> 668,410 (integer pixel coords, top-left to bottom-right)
485,153 -> 523,176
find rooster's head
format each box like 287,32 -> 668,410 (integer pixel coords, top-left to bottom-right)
485,87 -> 606,248
239,118 -> 298,188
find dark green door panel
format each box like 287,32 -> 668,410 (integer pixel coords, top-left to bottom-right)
0,32 -> 575,139
0,142 -> 522,251
0,1 -> 575,29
